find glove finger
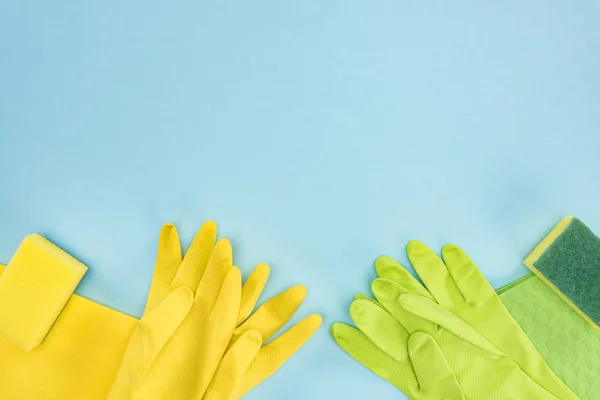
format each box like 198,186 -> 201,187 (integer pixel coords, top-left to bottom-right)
196,266 -> 242,395
204,330 -> 262,400
354,293 -> 380,306
196,238 -> 232,308
238,263 -> 270,326
372,278 -> 430,334
232,285 -> 306,344
144,223 -> 183,315
240,314 -> 322,397
408,332 -> 465,400
399,294 -> 502,355
407,240 -> 464,306
331,322 -> 418,396
442,244 -> 494,305
171,220 -> 217,291
375,256 -> 432,299
350,299 -> 409,362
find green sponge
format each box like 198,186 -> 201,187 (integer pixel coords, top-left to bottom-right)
524,216 -> 600,330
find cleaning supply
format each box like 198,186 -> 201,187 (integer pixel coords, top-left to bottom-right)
109,221 -> 322,400
0,234 -> 87,351
524,216 -> 600,330
379,241 -> 576,399
333,241 -> 577,399
109,224 -> 246,399
0,263 -> 137,400
332,315 -> 464,399
499,274 -> 600,399
229,284 -> 322,398
0,222 -> 320,399
332,290 -> 559,399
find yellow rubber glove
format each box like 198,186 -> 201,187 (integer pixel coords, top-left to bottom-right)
109,221 -> 245,399
110,221 -> 322,400
145,222 -> 322,400
373,241 -> 577,399
207,268 -> 322,399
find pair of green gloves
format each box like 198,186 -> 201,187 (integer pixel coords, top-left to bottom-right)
108,221 -> 322,400
332,241 -> 579,399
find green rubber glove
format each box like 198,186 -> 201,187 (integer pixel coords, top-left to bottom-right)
372,241 -> 576,400
332,305 -> 464,399
333,290 -> 560,399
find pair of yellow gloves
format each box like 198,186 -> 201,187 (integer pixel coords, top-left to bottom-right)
109,221 -> 322,399
0,221 -> 321,400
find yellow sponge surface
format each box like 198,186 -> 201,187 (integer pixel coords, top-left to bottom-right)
0,234 -> 87,351
0,264 -> 138,400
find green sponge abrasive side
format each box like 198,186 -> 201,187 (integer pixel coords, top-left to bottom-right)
524,216 -> 600,330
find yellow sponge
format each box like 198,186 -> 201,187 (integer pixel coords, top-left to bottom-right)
0,234 -> 87,351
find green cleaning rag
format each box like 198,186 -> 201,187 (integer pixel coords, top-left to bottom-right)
499,274 -> 600,399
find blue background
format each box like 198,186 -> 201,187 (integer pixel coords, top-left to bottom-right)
1,1 -> 599,399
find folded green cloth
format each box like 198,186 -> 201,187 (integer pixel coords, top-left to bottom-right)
499,274 -> 600,399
